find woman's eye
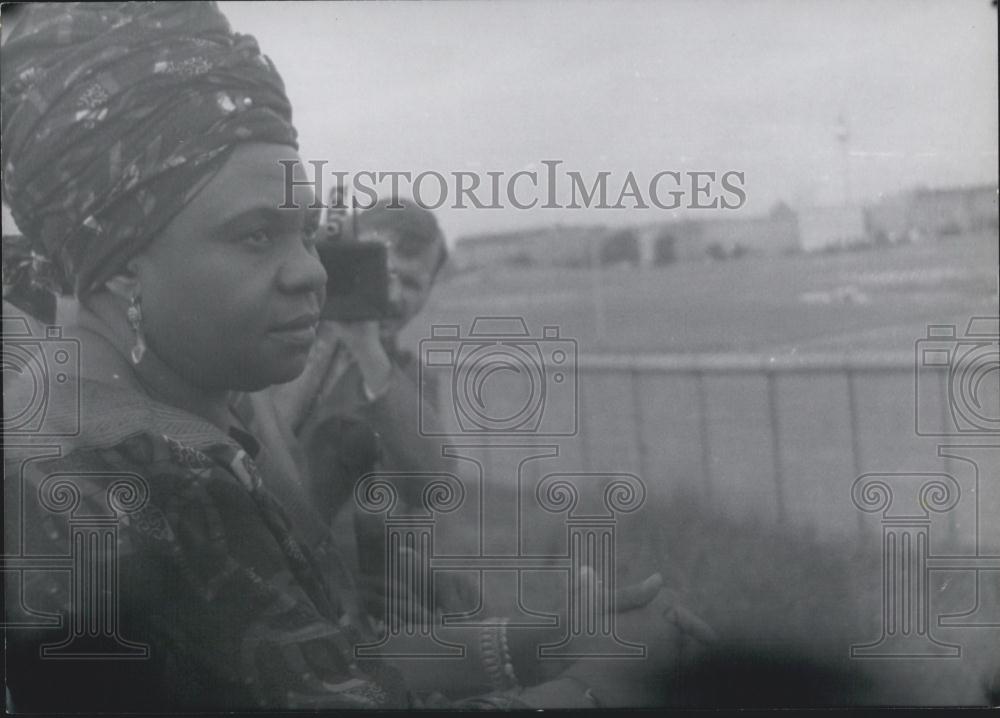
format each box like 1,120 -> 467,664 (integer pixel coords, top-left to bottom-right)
241,228 -> 272,247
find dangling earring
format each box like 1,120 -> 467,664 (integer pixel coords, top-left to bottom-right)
126,294 -> 147,365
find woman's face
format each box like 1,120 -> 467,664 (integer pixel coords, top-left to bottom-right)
133,143 -> 326,391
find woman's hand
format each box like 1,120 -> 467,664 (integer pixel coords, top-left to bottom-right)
555,586 -> 716,707
522,570 -> 671,684
360,546 -> 482,630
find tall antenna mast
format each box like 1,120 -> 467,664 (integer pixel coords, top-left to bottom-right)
835,114 -> 852,206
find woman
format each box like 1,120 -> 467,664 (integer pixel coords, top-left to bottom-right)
2,3 -> 707,711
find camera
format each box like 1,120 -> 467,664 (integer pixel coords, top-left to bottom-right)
1,315 -> 81,436
418,317 -> 577,436
317,237 -> 397,322
914,316 -> 999,435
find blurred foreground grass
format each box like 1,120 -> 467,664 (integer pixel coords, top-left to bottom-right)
609,491 -> 999,706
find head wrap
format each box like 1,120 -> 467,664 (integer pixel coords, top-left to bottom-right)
2,1 -> 298,297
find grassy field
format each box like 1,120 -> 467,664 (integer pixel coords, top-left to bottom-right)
406,231 -> 997,354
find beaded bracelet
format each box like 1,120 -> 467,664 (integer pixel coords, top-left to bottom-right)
479,618 -> 520,691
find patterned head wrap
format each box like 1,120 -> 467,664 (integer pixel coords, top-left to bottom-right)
2,2 -> 298,297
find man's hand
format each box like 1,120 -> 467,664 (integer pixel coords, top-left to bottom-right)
267,319 -> 392,431
268,320 -> 342,431
320,320 -> 393,400
556,581 -> 716,707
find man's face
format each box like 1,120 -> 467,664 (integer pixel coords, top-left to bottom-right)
358,227 -> 442,338
133,143 -> 326,391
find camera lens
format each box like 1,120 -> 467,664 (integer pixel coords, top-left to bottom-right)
1,343 -> 49,431
949,344 -> 1000,432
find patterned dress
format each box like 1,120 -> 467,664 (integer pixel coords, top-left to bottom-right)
4,371 -> 412,711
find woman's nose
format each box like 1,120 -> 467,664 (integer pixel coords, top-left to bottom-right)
278,239 -> 327,295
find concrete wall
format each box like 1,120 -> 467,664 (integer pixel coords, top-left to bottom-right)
427,353 -> 1000,550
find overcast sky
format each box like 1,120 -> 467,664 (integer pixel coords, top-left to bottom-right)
3,1 -> 997,241
219,0 -> 998,239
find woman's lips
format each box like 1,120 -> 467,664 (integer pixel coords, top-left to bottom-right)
268,313 -> 319,345
272,313 -> 319,331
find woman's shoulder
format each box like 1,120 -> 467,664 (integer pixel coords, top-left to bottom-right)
77,379 -> 235,454
6,374 -> 255,498
6,382 -> 281,577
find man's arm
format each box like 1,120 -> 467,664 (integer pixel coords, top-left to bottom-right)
324,321 -> 458,504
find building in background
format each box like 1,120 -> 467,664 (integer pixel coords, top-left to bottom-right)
635,202 -> 801,262
796,205 -> 868,253
453,225 -> 609,270
865,184 -> 998,242
451,183 -> 998,271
